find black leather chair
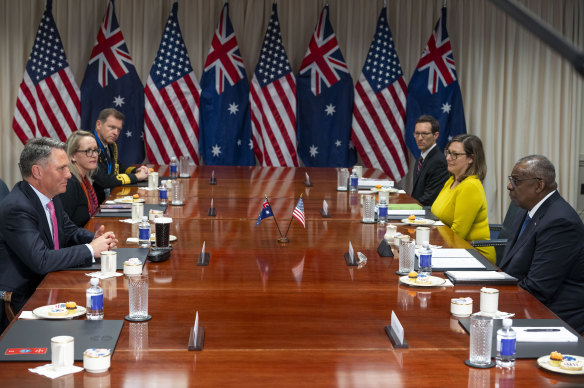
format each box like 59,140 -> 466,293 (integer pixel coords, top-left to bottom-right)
471,203 -> 523,264
0,178 -> 9,204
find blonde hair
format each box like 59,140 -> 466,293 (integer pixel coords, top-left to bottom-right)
65,130 -> 97,183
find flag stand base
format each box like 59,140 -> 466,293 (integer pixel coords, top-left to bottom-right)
277,237 -> 289,243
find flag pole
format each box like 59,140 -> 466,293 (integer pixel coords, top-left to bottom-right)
283,193 -> 302,238
265,195 -> 285,240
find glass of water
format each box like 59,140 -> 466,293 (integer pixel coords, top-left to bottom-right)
337,168 -> 349,191
128,275 -> 149,321
469,313 -> 494,366
362,195 -> 375,223
398,238 -> 415,274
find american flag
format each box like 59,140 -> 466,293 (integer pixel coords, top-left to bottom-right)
256,199 -> 274,225
199,3 -> 254,166
250,3 -> 298,167
81,0 -> 145,165
405,7 -> 466,158
144,2 -> 201,165
12,0 -> 80,143
296,4 -> 355,167
292,197 -> 305,228
351,7 -> 408,182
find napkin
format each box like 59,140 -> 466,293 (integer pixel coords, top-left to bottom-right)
120,218 -> 140,224
29,364 -> 83,379
86,272 -> 123,279
19,311 -> 39,319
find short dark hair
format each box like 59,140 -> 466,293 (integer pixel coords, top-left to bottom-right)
97,108 -> 125,124
446,134 -> 487,181
416,115 -> 439,134
516,154 -> 557,190
19,137 -> 66,178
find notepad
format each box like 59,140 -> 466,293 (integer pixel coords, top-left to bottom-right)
514,327 -> 578,343
357,179 -> 394,188
444,270 -> 518,285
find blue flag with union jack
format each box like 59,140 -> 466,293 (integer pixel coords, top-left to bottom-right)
297,5 -> 356,167
80,0 -> 145,165
199,3 -> 255,166
256,199 -> 274,225
405,7 -> 466,159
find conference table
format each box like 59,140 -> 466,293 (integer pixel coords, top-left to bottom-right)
1,166 -> 582,387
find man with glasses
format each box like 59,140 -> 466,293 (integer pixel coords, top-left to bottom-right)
410,115 -> 449,206
92,108 -> 149,203
0,138 -> 117,333
498,155 -> 584,333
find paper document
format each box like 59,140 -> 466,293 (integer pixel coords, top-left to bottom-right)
432,249 -> 476,258
431,257 -> 485,269
514,327 -> 578,343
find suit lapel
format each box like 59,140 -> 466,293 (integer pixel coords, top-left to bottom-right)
499,192 -> 559,268
20,182 -> 55,249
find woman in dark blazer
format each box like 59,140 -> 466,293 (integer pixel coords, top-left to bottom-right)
58,130 -> 100,226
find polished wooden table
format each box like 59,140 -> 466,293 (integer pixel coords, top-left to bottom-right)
1,167 -> 582,387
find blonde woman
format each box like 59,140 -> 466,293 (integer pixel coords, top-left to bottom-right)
58,130 -> 100,226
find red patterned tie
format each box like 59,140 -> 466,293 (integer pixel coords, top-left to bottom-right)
47,201 -> 59,249
417,157 -> 424,173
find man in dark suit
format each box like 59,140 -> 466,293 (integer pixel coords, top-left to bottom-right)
498,155 -> 584,333
0,138 -> 116,333
92,108 -> 149,203
410,115 -> 449,206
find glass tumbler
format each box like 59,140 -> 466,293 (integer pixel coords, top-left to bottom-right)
469,313 -> 494,366
128,275 -> 149,320
362,194 -> 375,223
398,238 -> 415,274
337,168 -> 349,191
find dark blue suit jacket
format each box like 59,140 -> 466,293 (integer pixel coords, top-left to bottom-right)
411,146 -> 449,206
0,181 -> 94,312
498,191 -> 584,333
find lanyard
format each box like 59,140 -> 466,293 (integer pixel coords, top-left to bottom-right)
94,130 -> 112,175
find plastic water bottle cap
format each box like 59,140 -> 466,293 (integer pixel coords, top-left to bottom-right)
142,216 -> 148,222
90,278 -> 100,286
502,318 -> 512,328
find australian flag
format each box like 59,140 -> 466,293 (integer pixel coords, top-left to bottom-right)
199,3 -> 255,166
256,199 -> 274,225
405,7 -> 466,159
80,0 -> 145,165
297,5 -> 356,167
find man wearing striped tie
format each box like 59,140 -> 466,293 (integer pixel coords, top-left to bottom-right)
0,138 -> 116,333
410,115 -> 449,206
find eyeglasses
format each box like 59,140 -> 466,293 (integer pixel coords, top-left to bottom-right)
507,176 -> 542,187
444,150 -> 467,160
414,131 -> 433,138
77,148 -> 101,157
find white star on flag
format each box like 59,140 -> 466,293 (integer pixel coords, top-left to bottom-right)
309,145 -> 318,157
125,131 -> 132,138
113,95 -> 125,107
325,104 -> 336,116
441,102 -> 452,114
228,102 -> 239,114
335,140 -> 341,147
211,144 -> 222,157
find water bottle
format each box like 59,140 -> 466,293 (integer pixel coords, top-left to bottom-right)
378,198 -> 388,224
169,157 -> 178,179
138,216 -> 151,248
86,278 -> 104,320
349,170 -> 358,192
418,242 -> 432,276
159,185 -> 168,205
496,318 -> 516,368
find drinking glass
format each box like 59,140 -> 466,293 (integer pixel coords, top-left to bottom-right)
398,238 -> 415,274
128,275 -> 149,320
362,195 -> 375,223
337,168 -> 349,191
469,313 -> 494,366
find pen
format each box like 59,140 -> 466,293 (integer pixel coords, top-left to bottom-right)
523,329 -> 560,332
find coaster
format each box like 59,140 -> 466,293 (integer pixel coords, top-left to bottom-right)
464,359 -> 496,369
125,314 -> 152,322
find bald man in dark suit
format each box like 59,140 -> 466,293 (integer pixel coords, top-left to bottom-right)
498,155 -> 584,333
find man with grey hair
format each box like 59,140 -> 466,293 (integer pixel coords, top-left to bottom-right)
0,137 -> 117,333
498,155 -> 584,333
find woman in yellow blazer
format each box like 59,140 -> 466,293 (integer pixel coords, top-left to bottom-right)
431,134 -> 496,264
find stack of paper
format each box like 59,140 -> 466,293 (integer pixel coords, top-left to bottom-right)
387,204 -> 425,215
